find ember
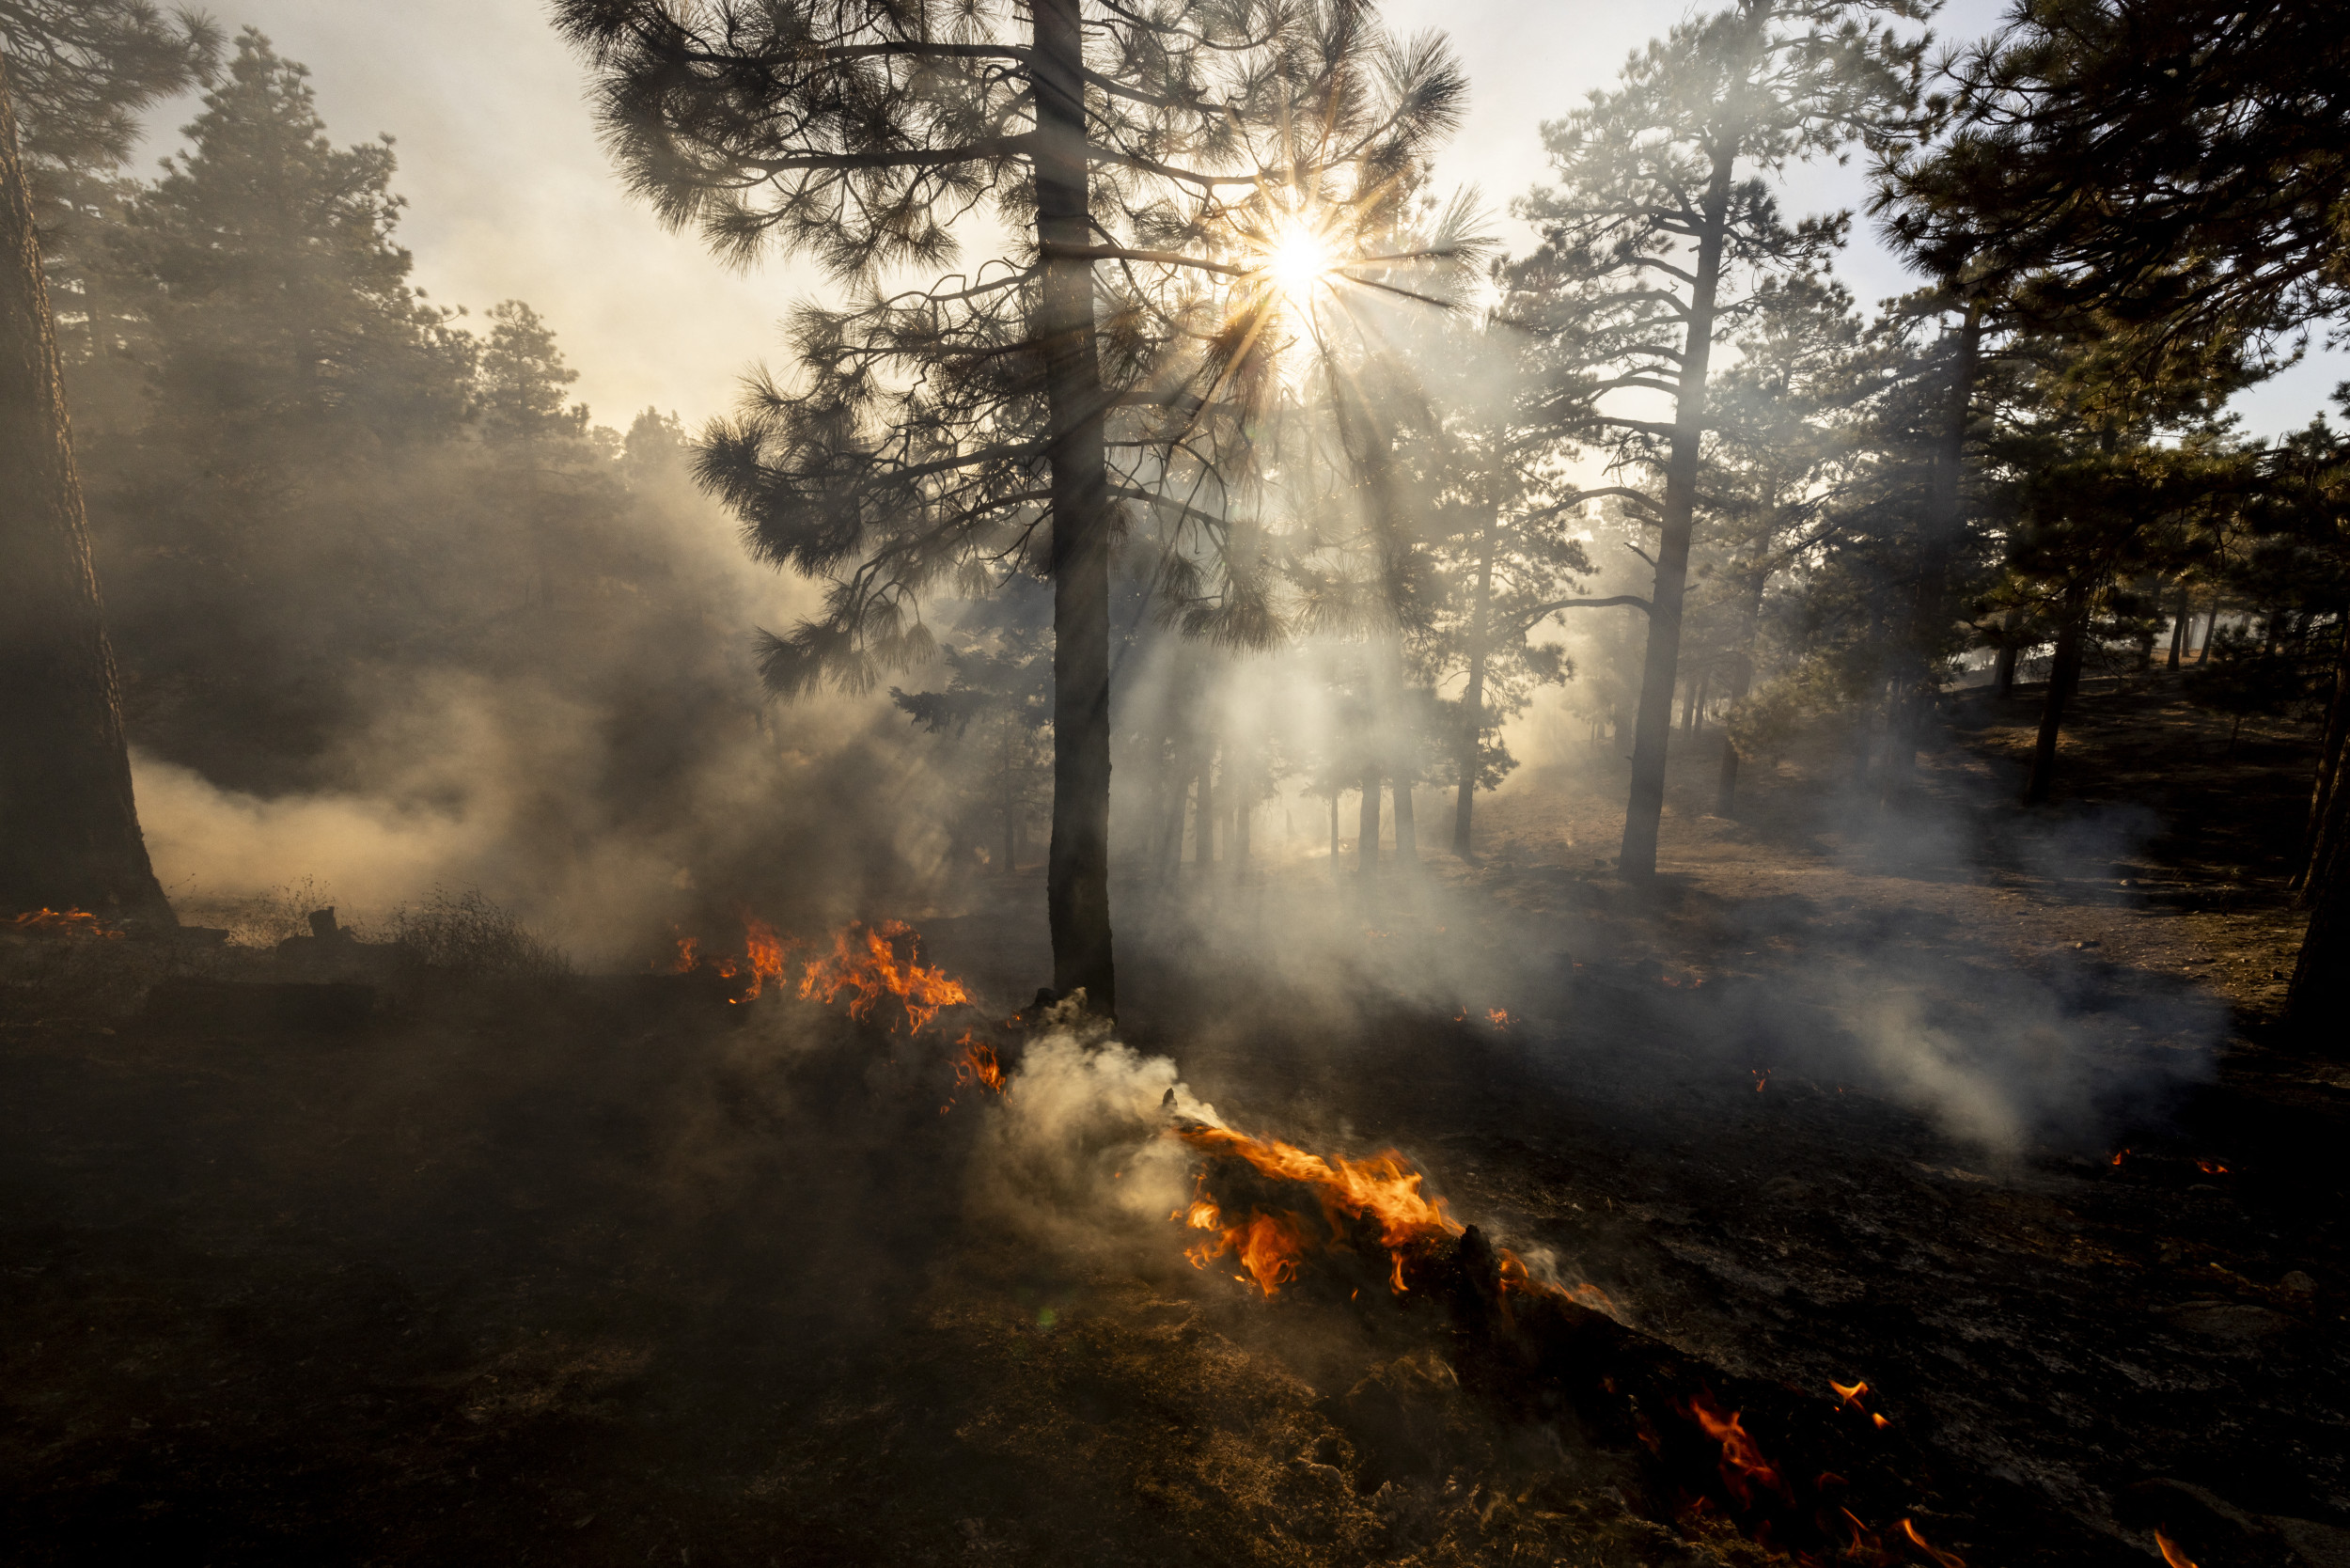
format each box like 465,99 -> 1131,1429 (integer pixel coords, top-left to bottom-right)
8,907 -> 124,939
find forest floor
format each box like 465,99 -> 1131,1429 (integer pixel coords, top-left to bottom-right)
3,668 -> 2343,1568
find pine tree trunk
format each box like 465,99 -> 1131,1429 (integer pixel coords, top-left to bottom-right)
1884,303 -> 1982,798
0,57 -> 172,925
2025,611 -> 2087,805
1357,764 -> 1380,877
1193,745 -> 1214,867
2287,805 -> 2350,1048
1620,141 -> 1736,878
1232,755 -> 1251,871
2293,619 -> 2350,898
1001,719 -> 1018,875
1453,503 -> 1496,858
1451,653 -> 1485,856
1033,0 -> 1113,1011
2166,584 -> 2188,669
1992,639 -> 2017,699
1452,592 -> 1492,857
1715,572 -> 1766,815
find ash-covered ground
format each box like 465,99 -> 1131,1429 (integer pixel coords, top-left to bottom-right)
4,677 -> 2344,1568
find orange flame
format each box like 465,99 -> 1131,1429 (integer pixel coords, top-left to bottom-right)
953,1033 -> 1007,1094
739,915 -> 793,999
1841,1508 -> 1885,1560
1178,1190 -> 1308,1296
1900,1518 -> 1966,1568
1175,1123 -> 1463,1254
668,934 -> 700,974
1486,1008 -> 1510,1030
799,918 -> 969,1032
1682,1391 -> 1793,1508
2194,1158 -> 2228,1175
1172,1122 -> 1624,1314
2154,1528 -> 2200,1568
1831,1379 -> 1868,1406
8,907 -> 124,939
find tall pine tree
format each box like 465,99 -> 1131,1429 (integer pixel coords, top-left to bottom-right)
1515,0 -> 1925,877
0,2 -> 212,920
556,0 -> 1469,1011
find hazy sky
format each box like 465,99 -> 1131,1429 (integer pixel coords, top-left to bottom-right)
137,0 -> 2344,439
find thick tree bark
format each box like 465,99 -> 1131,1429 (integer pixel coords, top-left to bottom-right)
2288,706 -> 2350,1043
1451,514 -> 1497,857
2292,619 -> 2350,898
1033,0 -> 1113,1011
1620,141 -> 1736,878
0,57 -> 172,924
2024,611 -> 2087,805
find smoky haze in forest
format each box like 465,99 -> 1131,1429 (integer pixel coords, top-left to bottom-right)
46,27 -> 958,964
46,4 -> 2243,1152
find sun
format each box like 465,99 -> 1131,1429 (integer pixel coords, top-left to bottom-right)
1261,222 -> 1337,303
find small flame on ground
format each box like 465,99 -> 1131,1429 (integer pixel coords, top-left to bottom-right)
800,918 -> 970,1032
2154,1527 -> 2201,1568
1681,1391 -> 1793,1508
1901,1517 -> 1966,1567
2194,1158 -> 2229,1175
740,916 -> 793,999
1831,1378 -> 1867,1406
1841,1508 -> 1884,1559
1486,1008 -> 1509,1031
953,1033 -> 1006,1094
8,907 -> 124,938
1752,1068 -> 1770,1092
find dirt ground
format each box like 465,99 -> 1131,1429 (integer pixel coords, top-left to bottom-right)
3,671 -> 2343,1567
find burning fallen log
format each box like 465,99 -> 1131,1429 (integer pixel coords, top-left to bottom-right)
1166,1114 -> 2008,1566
